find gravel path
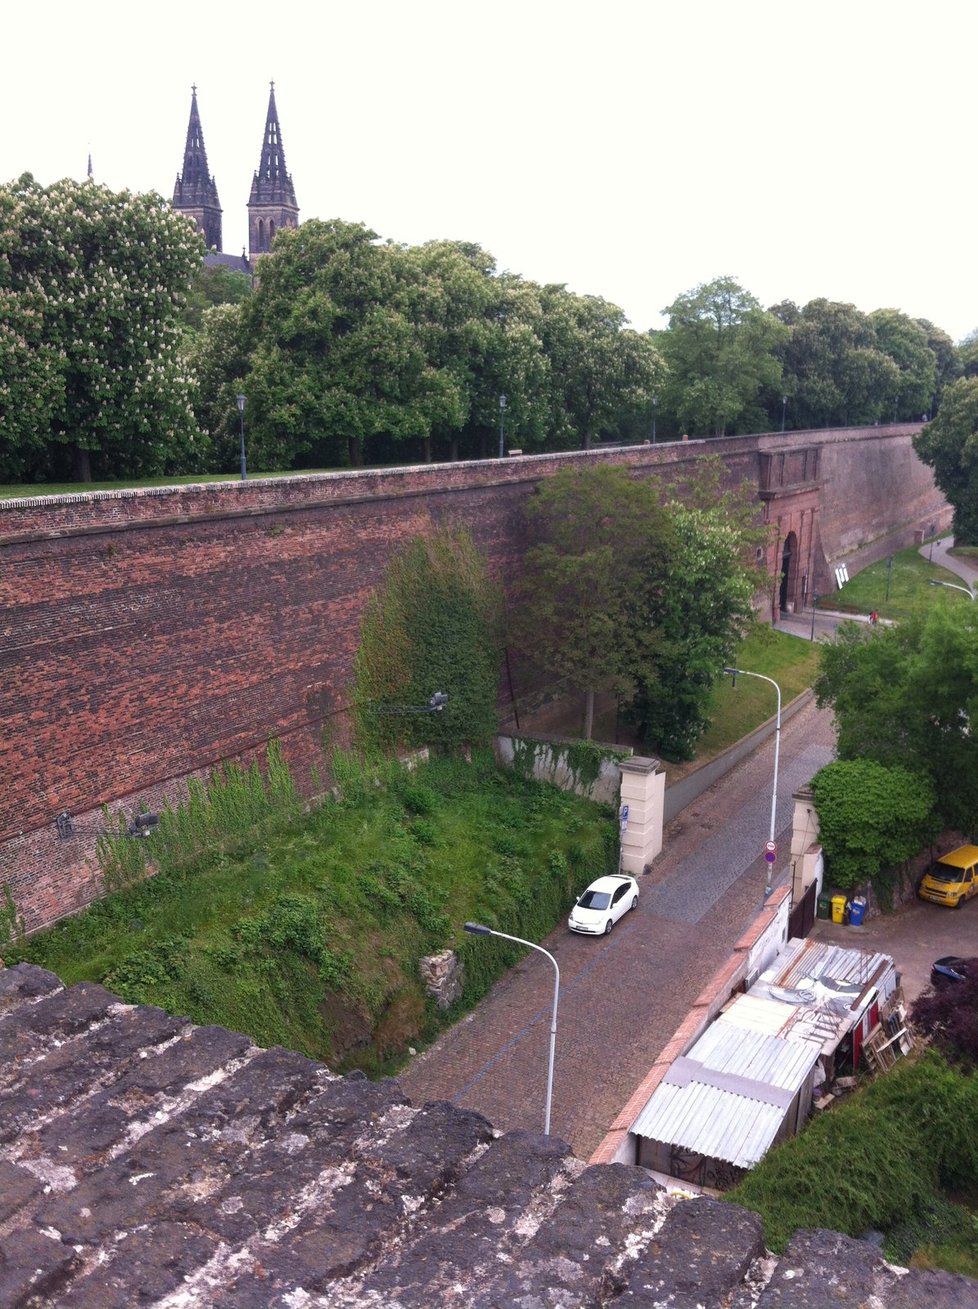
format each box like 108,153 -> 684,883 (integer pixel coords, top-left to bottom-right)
398,698 -> 837,1158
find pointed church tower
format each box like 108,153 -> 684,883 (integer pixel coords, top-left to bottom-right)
248,82 -> 299,259
172,86 -> 223,251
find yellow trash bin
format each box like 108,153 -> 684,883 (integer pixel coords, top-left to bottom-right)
831,894 -> 847,924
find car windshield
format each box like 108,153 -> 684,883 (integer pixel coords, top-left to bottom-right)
930,863 -> 963,883
578,890 -> 611,910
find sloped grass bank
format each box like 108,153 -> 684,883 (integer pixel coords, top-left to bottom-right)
829,538 -> 963,622
5,751 -> 615,1074
726,1053 -> 978,1275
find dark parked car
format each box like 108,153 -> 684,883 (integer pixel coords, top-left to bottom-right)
929,956 -> 974,988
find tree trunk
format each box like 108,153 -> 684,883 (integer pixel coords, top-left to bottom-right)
72,445 -> 92,482
583,688 -> 595,740
423,436 -> 432,464
348,436 -> 364,467
449,437 -> 459,461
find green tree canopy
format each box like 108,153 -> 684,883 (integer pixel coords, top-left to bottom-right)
659,276 -> 787,436
815,605 -> 978,833
869,308 -> 937,422
244,220 -> 458,469
537,286 -> 663,448
0,173 -> 204,482
810,758 -> 938,896
626,458 -> 764,758
776,298 -> 900,430
180,263 -> 253,335
913,377 -> 978,543
510,464 -> 676,738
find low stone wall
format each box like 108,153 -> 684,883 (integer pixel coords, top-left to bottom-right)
494,734 -> 630,806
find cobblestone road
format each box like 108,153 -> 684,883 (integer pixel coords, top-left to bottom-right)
398,698 -> 837,1158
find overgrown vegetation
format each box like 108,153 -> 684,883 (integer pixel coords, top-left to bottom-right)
810,759 -> 938,901
352,525 -> 503,754
815,603 -> 978,835
4,749 -> 614,1074
727,1053 -> 978,1273
509,459 -> 763,756
912,964 -> 978,1069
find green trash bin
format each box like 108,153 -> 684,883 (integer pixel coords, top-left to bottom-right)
816,893 -> 832,920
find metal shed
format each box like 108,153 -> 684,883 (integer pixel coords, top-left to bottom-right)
630,938 -> 898,1189
631,1018 -> 821,1189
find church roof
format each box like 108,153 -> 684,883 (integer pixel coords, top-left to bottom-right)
249,81 -> 298,209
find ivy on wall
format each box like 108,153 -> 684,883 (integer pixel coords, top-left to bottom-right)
351,525 -> 503,752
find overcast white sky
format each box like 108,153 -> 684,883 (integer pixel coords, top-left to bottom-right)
5,0 -> 976,341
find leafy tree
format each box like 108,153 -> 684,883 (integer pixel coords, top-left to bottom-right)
510,464 -> 675,738
659,277 -> 787,436
537,286 -> 663,448
180,263 -> 252,335
913,317 -> 960,414
815,605 -> 978,833
869,309 -> 936,422
911,963 -> 978,1068
778,298 -> 899,430
810,759 -> 938,897
352,526 -> 503,753
0,173 -> 204,482
185,303 -> 253,471
959,329 -> 978,380
626,459 -> 764,758
244,220 -> 457,469
914,378 -> 978,543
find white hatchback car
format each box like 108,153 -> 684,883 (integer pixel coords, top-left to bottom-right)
568,874 -> 639,935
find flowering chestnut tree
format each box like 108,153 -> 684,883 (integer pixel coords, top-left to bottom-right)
0,173 -> 204,482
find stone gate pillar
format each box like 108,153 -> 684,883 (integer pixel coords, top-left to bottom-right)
618,756 -> 665,875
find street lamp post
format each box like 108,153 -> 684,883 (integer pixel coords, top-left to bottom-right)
236,393 -> 247,481
929,579 -> 976,601
498,394 -> 507,459
463,922 -> 560,1135
722,666 -> 782,897
781,394 -> 787,433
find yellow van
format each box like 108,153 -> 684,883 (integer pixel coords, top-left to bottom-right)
918,844 -> 978,909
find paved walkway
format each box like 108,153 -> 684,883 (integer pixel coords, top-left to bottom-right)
398,698 -> 836,1158
920,535 -> 978,591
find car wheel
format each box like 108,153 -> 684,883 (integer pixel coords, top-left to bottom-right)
953,897 -> 963,910
631,895 -> 638,911
604,919 -> 613,935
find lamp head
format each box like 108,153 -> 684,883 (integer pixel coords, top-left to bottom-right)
464,922 -> 492,936
236,393 -> 246,414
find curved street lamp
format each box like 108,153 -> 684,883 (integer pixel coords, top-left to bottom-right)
463,922 -> 559,1135
236,393 -> 247,481
929,579 -> 976,601
722,666 -> 782,898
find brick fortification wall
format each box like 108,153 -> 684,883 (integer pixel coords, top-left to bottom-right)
0,426 -> 943,933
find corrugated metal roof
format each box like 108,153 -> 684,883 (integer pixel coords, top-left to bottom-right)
771,938 -> 892,995
631,1021 -> 820,1168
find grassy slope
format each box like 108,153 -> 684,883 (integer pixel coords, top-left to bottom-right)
5,752 -> 615,1075
825,537 -> 966,622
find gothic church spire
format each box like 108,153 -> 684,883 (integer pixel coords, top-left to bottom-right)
248,81 -> 299,258
172,86 -> 223,252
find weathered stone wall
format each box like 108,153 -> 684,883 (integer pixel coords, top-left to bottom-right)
0,965 -> 973,1307
0,427 -> 944,932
